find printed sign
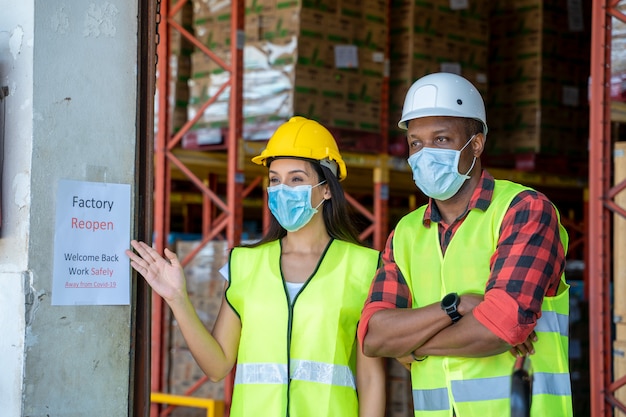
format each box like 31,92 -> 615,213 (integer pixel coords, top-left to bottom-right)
51,179 -> 131,305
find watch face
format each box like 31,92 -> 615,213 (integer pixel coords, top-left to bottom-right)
442,293 -> 457,308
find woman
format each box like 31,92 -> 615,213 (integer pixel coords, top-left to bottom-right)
127,116 -> 386,417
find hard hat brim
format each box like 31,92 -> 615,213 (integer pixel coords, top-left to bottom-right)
398,108 -> 488,135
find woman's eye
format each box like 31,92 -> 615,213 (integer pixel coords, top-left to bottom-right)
269,177 -> 279,184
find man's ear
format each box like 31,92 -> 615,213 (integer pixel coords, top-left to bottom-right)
472,133 -> 486,158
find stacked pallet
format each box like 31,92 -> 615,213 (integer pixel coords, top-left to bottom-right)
384,358 -> 413,417
183,0 -> 388,152
487,0 -> 591,157
387,0 -> 490,155
167,239 -> 230,417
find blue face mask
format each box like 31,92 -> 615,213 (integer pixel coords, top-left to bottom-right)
407,136 -> 476,201
267,181 -> 326,232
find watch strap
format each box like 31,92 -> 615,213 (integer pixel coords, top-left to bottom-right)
446,308 -> 462,323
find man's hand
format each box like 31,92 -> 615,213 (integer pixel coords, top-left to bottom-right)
396,355 -> 413,371
458,293 -> 483,316
509,331 -> 537,357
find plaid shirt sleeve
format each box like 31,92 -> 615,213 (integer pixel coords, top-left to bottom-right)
357,230 -> 412,345
473,189 -> 567,346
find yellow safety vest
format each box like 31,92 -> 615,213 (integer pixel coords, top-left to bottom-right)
393,180 -> 572,417
226,239 -> 380,417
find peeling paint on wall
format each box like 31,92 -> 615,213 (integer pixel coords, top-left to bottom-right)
83,2 -> 119,37
24,270 -> 40,330
12,171 -> 30,209
12,172 -> 31,241
9,25 -> 23,60
51,8 -> 70,35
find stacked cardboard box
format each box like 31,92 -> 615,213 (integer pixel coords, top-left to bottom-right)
614,142 -> 626,416
167,239 -> 230,417
387,0 -> 490,151
487,0 -> 591,156
385,358 -> 413,417
184,0 -> 388,151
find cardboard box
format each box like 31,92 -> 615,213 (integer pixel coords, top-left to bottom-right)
301,0 -> 338,13
388,0 -> 489,139
354,20 -> 386,50
187,2 -> 389,143
247,0 -> 275,14
348,74 -> 382,103
486,0 -> 591,157
256,7 -> 301,40
166,240 -> 229,406
296,37 -> 335,68
338,0 -> 362,18
190,49 -> 230,78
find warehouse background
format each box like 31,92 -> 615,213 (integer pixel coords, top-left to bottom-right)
1,0 -> 625,416
151,1 -> 625,417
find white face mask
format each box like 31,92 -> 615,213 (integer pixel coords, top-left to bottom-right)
407,135 -> 476,201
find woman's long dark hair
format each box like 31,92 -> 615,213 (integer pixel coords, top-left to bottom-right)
244,158 -> 362,247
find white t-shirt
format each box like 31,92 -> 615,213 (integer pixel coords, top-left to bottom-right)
219,262 -> 304,304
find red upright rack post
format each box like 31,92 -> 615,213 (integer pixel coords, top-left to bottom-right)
153,0 -> 171,415
589,1 -> 626,415
153,0 -> 244,415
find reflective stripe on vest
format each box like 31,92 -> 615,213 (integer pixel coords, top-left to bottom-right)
535,310 -> 569,337
413,372 -> 572,411
393,179 -> 572,417
235,360 -> 356,389
234,363 -> 288,385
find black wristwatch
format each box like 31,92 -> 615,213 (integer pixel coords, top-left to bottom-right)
441,292 -> 462,323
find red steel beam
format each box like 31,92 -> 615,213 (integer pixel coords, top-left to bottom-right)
153,1 -> 244,416
152,0 -> 171,414
588,1 -> 625,415
222,2 -> 245,414
373,167 -> 389,251
588,0 -> 609,413
226,0 -> 244,250
374,0 -> 391,252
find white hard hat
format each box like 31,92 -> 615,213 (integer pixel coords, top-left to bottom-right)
398,72 -> 488,136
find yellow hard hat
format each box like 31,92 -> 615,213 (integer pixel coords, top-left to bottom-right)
252,116 -> 347,180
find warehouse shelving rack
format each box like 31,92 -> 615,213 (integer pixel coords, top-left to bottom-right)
589,2 -> 626,415
151,0 -> 393,415
152,0 -> 244,415
151,1 -> 626,416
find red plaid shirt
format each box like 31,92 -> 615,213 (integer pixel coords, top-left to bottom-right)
358,170 -> 567,346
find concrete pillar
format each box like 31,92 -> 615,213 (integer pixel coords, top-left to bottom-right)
0,1 -> 140,415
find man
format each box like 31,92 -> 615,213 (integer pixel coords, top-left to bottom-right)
358,72 -> 572,416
